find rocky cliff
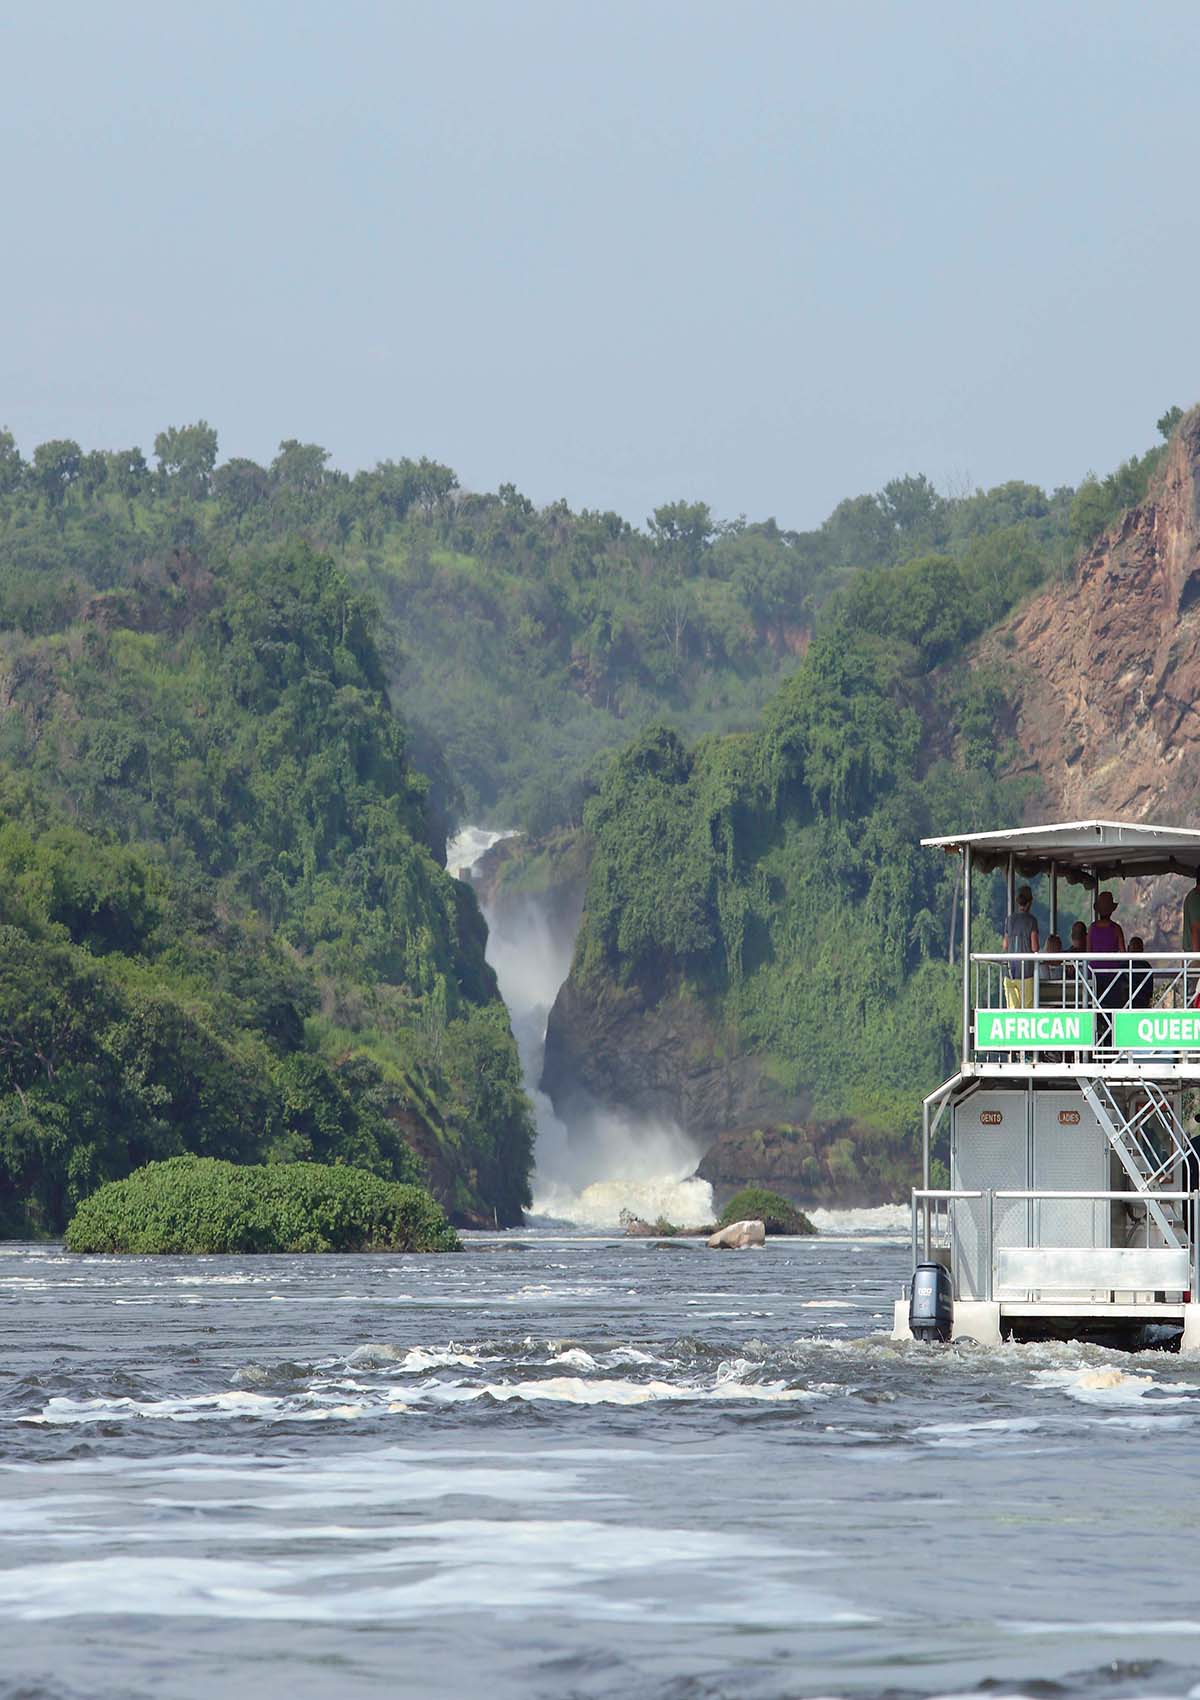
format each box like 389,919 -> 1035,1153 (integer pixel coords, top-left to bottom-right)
540,979 -> 802,1137
696,1122 -> 910,1211
980,405 -> 1200,939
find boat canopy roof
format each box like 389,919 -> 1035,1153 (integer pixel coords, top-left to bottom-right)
922,819 -> 1200,881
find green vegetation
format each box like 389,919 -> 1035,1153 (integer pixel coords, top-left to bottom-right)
0,420 -> 1102,836
0,534 -> 533,1234
64,1156 -> 459,1253
1067,406 -> 1181,552
717,1187 -> 815,1235
0,406 -> 1183,1230
565,419 -> 1186,1161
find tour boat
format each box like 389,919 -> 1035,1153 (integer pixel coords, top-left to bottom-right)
895,819 -> 1200,1349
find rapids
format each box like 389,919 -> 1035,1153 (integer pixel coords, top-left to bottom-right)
4,1227 -> 1200,1698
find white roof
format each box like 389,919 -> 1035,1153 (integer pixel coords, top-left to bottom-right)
922,819 -> 1200,879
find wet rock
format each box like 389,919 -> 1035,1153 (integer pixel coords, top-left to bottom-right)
542,980 -> 799,1144
707,1219 -> 765,1250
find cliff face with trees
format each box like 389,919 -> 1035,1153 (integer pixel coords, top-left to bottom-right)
981,409 -> 1200,885
542,410 -> 1194,1201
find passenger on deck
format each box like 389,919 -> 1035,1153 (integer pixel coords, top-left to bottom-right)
1002,884 -> 1040,1009
1183,870 -> 1200,954
1088,892 -> 1126,970
1089,891 -> 1126,1042
1039,934 -> 1064,1009
1066,921 -> 1089,1015
1040,934 -> 1064,979
1182,871 -> 1200,1006
1127,936 -> 1154,1009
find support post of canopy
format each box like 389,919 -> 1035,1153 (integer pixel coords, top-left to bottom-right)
1050,860 -> 1058,938
962,846 -> 972,1062
1007,853 -> 1015,922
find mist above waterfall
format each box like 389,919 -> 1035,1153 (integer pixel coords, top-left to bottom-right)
447,829 -> 714,1228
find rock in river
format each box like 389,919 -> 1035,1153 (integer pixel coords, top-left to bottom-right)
707,1219 -> 765,1250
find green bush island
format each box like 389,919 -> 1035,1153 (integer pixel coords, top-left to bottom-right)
717,1187 -> 815,1235
63,1156 -> 460,1254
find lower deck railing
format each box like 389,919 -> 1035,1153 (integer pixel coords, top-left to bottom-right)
911,1187 -> 1200,1302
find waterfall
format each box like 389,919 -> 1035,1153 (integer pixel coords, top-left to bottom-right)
447,829 -> 714,1228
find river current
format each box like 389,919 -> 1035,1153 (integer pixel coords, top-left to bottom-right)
3,1221 -> 1199,1700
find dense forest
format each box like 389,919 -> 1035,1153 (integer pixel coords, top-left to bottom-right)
0,415 -> 1175,833
0,408 -> 1182,1227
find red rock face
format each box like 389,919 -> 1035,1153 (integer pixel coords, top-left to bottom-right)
994,413 -> 1200,818
979,411 -> 1200,942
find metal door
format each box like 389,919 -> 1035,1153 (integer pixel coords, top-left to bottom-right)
951,1090 -> 1028,1299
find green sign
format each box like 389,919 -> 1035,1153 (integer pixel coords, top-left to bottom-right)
976,1008 -> 1095,1048
1113,1009 -> 1200,1048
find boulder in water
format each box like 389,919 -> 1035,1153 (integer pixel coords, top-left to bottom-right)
707,1219 -> 765,1250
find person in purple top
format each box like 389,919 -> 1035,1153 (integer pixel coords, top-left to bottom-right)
1088,889 -> 1126,1042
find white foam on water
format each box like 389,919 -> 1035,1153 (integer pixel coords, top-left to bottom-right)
345,1344 -> 483,1373
916,1417 -> 1043,1443
806,1204 -> 909,1234
1030,1366 -> 1196,1406
446,826 -> 517,881
24,1391 -> 284,1426
800,1299 -> 857,1309
532,1171 -> 714,1229
550,1348 -> 598,1371
15,1347 -> 832,1425
0,1518 -> 865,1628
395,1373 -> 825,1407
1006,1617 -> 1200,1637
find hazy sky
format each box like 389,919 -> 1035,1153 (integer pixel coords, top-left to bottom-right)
2,1 -> 1197,528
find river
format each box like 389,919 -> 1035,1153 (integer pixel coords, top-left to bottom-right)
3,1225 -> 1199,1699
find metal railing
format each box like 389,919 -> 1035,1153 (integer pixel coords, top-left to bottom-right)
968,951 -> 1200,1064
911,1185 -> 1200,1302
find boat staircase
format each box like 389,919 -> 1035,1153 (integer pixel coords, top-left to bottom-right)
1079,1077 -> 1193,1252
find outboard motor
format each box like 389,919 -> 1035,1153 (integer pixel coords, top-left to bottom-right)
909,1261 -> 954,1343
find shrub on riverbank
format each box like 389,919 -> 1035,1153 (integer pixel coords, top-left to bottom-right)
717,1187 -> 815,1236
63,1156 -> 460,1254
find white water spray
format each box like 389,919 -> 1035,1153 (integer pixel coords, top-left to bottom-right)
447,829 -> 713,1228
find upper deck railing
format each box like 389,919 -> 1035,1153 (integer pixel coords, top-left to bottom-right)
967,951 -> 1200,1066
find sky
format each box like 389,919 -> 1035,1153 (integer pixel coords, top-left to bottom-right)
1,0 -> 1197,529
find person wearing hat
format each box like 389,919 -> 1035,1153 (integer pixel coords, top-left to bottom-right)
1088,889 -> 1126,1044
